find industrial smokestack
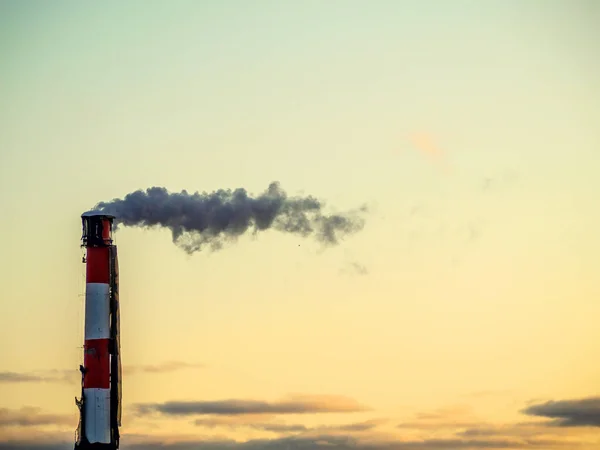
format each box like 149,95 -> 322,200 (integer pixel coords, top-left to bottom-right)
86,182 -> 367,253
75,213 -> 121,450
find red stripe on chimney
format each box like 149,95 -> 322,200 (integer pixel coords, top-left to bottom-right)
83,338 -> 110,389
86,247 -> 110,283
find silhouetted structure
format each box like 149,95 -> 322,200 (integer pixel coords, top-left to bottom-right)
75,213 -> 121,449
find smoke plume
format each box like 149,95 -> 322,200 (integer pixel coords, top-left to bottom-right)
87,182 -> 367,253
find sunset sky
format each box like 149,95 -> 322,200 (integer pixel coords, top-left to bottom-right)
1,1 -> 599,449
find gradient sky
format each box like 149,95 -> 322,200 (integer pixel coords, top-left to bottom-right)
1,1 -> 599,449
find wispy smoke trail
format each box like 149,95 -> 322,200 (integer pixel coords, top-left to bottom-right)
87,182 -> 367,253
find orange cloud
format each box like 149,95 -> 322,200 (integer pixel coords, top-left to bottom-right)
406,132 -> 452,174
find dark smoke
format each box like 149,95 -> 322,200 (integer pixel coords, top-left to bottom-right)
87,182 -> 367,253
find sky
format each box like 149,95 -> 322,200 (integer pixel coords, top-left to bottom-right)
1,0 -> 599,448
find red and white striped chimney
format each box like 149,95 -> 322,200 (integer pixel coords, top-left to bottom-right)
81,213 -> 113,445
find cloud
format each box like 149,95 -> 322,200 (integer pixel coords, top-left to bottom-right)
249,423 -> 309,433
408,132 -> 444,159
0,408 -> 71,428
521,396 -> 600,427
336,419 -> 384,432
0,361 -> 203,385
396,409 -> 481,431
194,417 -> 385,434
406,132 -> 452,174
135,395 -> 369,417
192,415 -> 276,428
391,401 -> 599,449
0,443 -> 70,450
397,421 -> 483,430
124,361 -> 205,375
455,421 -> 584,440
0,372 -> 46,383
0,370 -> 73,384
396,405 -> 493,432
119,435 -> 577,449
0,407 -> 593,450
414,405 -> 473,421
0,433 -> 582,450
2,398 -> 597,450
